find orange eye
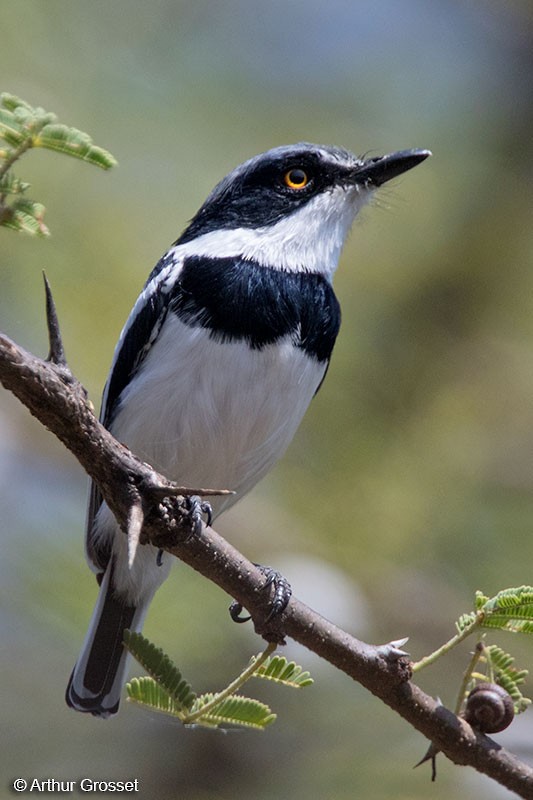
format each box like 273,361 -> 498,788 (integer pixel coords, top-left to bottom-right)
284,168 -> 309,190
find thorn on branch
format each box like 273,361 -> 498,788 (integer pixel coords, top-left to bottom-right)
414,742 -> 439,782
140,474 -> 234,499
376,637 -> 410,661
127,500 -> 144,568
43,272 -> 67,367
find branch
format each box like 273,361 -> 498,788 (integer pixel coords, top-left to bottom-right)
1,316 -> 533,797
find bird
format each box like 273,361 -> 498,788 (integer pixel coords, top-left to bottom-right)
66,142 -> 431,717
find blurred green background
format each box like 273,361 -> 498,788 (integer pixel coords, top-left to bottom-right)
1,1 -> 533,798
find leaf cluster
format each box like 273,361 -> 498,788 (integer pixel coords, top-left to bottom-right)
456,590 -> 533,712
456,586 -> 533,635
414,585 -> 532,718
0,92 -> 116,236
124,630 -> 312,731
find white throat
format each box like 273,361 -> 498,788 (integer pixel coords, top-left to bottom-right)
175,183 -> 373,278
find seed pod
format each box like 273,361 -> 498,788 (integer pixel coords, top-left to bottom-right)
463,682 -> 514,733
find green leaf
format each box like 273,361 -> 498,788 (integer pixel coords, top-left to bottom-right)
484,645 -> 531,715
126,676 -> 185,717
34,123 -> 117,169
0,171 -> 30,196
192,693 -> 276,730
0,92 -> 117,169
0,107 -> 27,146
123,630 -> 196,711
0,198 -> 49,236
1,93 -> 35,114
0,94 -> 57,146
252,654 -> 314,688
455,612 -> 476,634
479,586 -> 533,634
0,92 -> 118,237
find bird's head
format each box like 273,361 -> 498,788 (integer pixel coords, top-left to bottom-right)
177,143 -> 431,277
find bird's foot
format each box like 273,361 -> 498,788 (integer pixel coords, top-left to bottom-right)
182,494 -> 213,537
155,494 -> 212,566
229,564 -> 292,624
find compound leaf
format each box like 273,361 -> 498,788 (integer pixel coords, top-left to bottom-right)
192,693 -> 276,730
484,644 -> 531,715
34,123 -> 117,169
0,198 -> 49,236
126,676 -> 185,717
252,654 -> 313,688
123,630 -> 196,711
479,587 -> 533,634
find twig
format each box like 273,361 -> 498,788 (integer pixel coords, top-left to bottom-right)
411,615 -> 481,673
0,135 -> 33,183
184,641 -> 277,724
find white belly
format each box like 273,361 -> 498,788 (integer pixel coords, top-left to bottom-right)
110,314 -> 326,518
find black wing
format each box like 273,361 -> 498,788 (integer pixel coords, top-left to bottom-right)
85,282 -> 170,572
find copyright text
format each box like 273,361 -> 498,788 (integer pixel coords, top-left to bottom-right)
12,778 -> 139,793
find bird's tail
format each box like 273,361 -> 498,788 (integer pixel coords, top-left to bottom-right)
66,560 -> 150,718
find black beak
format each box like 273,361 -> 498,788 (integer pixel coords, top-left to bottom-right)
354,148 -> 431,187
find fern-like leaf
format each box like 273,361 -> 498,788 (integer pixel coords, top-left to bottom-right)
0,172 -> 30,195
126,677 -> 185,717
192,693 -> 276,730
0,107 -> 27,146
475,591 -> 490,610
455,612 -> 477,634
123,630 -> 196,711
484,644 -> 531,714
0,94 -> 116,170
479,586 -> 533,634
34,124 -> 116,169
0,93 -> 117,237
252,654 -> 313,688
1,93 -> 42,115
0,198 -> 49,236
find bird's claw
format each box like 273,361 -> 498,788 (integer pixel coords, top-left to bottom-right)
155,495 -> 212,567
258,565 -> 292,622
182,494 -> 212,540
229,564 -> 292,624
229,601 -> 251,623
